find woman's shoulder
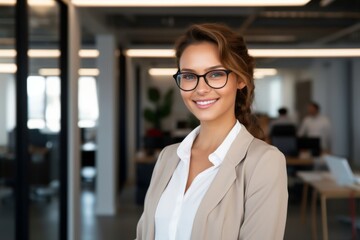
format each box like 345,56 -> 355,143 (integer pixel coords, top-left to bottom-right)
241,138 -> 287,188
154,143 -> 181,167
245,138 -> 286,172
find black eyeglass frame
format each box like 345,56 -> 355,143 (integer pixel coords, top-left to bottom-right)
173,69 -> 232,91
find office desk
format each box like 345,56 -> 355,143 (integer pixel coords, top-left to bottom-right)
286,156 -> 314,166
297,171 -> 360,240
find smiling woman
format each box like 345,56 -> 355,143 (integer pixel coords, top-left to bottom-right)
136,23 -> 288,240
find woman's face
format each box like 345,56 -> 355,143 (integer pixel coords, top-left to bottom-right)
178,41 -> 245,125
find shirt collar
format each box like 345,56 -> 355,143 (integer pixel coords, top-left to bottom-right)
177,121 -> 241,167
177,125 -> 200,163
209,121 -> 241,166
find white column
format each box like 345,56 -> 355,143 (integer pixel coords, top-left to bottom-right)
0,75 -> 8,145
68,3 -> 81,240
6,76 -> 16,132
95,35 -> 119,215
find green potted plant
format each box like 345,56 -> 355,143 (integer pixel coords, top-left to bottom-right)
143,87 -> 174,136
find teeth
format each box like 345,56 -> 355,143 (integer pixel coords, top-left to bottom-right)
196,99 -> 216,105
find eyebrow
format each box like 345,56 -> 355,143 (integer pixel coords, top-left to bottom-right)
180,65 -> 225,73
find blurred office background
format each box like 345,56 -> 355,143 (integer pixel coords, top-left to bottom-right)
0,0 -> 359,239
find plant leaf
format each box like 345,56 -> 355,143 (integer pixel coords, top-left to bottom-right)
143,108 -> 156,124
148,87 -> 160,103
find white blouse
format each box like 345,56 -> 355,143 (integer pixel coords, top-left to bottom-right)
154,121 -> 241,240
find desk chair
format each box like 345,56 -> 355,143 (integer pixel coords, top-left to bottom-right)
29,145 -> 54,202
270,124 -> 298,157
270,124 -> 297,137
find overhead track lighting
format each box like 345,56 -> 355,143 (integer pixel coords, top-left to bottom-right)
248,48 -> 360,58
0,49 -> 99,58
78,68 -> 100,76
0,63 -> 17,73
0,0 -> 55,6
0,50 -> 16,58
149,68 -> 178,76
38,68 -> 61,76
126,48 -> 360,58
79,49 -> 100,58
38,68 -> 100,76
254,68 -> 278,79
72,0 -> 311,7
28,49 -> 61,58
125,49 -> 176,58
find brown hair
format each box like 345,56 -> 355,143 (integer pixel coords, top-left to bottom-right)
174,23 -> 264,139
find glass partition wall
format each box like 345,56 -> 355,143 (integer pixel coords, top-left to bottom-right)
0,1 -> 67,239
0,4 -> 16,240
28,2 -> 61,240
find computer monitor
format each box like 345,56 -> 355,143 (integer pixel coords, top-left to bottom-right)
271,136 -> 298,157
297,137 -> 321,157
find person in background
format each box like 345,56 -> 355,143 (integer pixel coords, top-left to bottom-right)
298,102 -> 331,153
272,107 -> 294,126
136,23 -> 288,240
268,107 -> 296,137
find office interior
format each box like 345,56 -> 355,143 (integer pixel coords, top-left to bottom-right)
0,0 -> 359,239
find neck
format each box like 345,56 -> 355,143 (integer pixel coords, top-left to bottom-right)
193,117 -> 237,151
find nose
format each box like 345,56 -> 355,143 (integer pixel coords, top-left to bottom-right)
195,76 -> 211,94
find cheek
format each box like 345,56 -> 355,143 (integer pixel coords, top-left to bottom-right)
180,91 -> 191,104
180,91 -> 196,113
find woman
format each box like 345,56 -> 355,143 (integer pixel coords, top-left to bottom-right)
136,23 -> 288,240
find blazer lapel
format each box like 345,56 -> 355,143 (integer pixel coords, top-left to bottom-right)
192,126 -> 254,234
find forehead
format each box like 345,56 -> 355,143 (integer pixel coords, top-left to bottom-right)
179,42 -> 221,71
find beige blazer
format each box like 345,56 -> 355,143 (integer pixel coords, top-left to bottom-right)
136,126 -> 288,240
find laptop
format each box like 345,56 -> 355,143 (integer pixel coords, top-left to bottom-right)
324,155 -> 360,186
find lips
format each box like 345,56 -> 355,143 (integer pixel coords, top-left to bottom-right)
194,99 -> 218,108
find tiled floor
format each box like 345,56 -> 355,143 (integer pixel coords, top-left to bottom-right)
0,184 -> 359,240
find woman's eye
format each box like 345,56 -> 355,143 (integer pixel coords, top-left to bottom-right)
209,71 -> 225,78
182,74 -> 196,80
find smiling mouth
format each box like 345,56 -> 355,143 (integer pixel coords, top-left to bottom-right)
194,99 -> 218,107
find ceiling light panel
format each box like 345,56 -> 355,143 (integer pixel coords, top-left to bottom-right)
125,49 -> 176,58
72,0 -> 310,7
149,68 -> 178,76
126,48 -> 360,58
249,48 -> 360,58
0,63 -> 17,73
0,0 -> 55,6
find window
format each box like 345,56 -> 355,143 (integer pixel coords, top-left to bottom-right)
27,76 -> 99,131
27,76 -> 46,129
45,76 -> 61,131
78,76 -> 99,128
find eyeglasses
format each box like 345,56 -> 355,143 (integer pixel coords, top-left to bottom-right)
173,69 -> 232,91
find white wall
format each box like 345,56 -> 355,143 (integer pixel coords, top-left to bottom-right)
254,74 -> 295,119
278,70 -> 298,123
311,59 -> 349,157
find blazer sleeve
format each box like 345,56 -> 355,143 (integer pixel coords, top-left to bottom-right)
239,148 -> 288,240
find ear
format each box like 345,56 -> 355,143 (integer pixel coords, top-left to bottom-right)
237,79 -> 246,90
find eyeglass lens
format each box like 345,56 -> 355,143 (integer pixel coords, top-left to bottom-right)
176,70 -> 229,91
